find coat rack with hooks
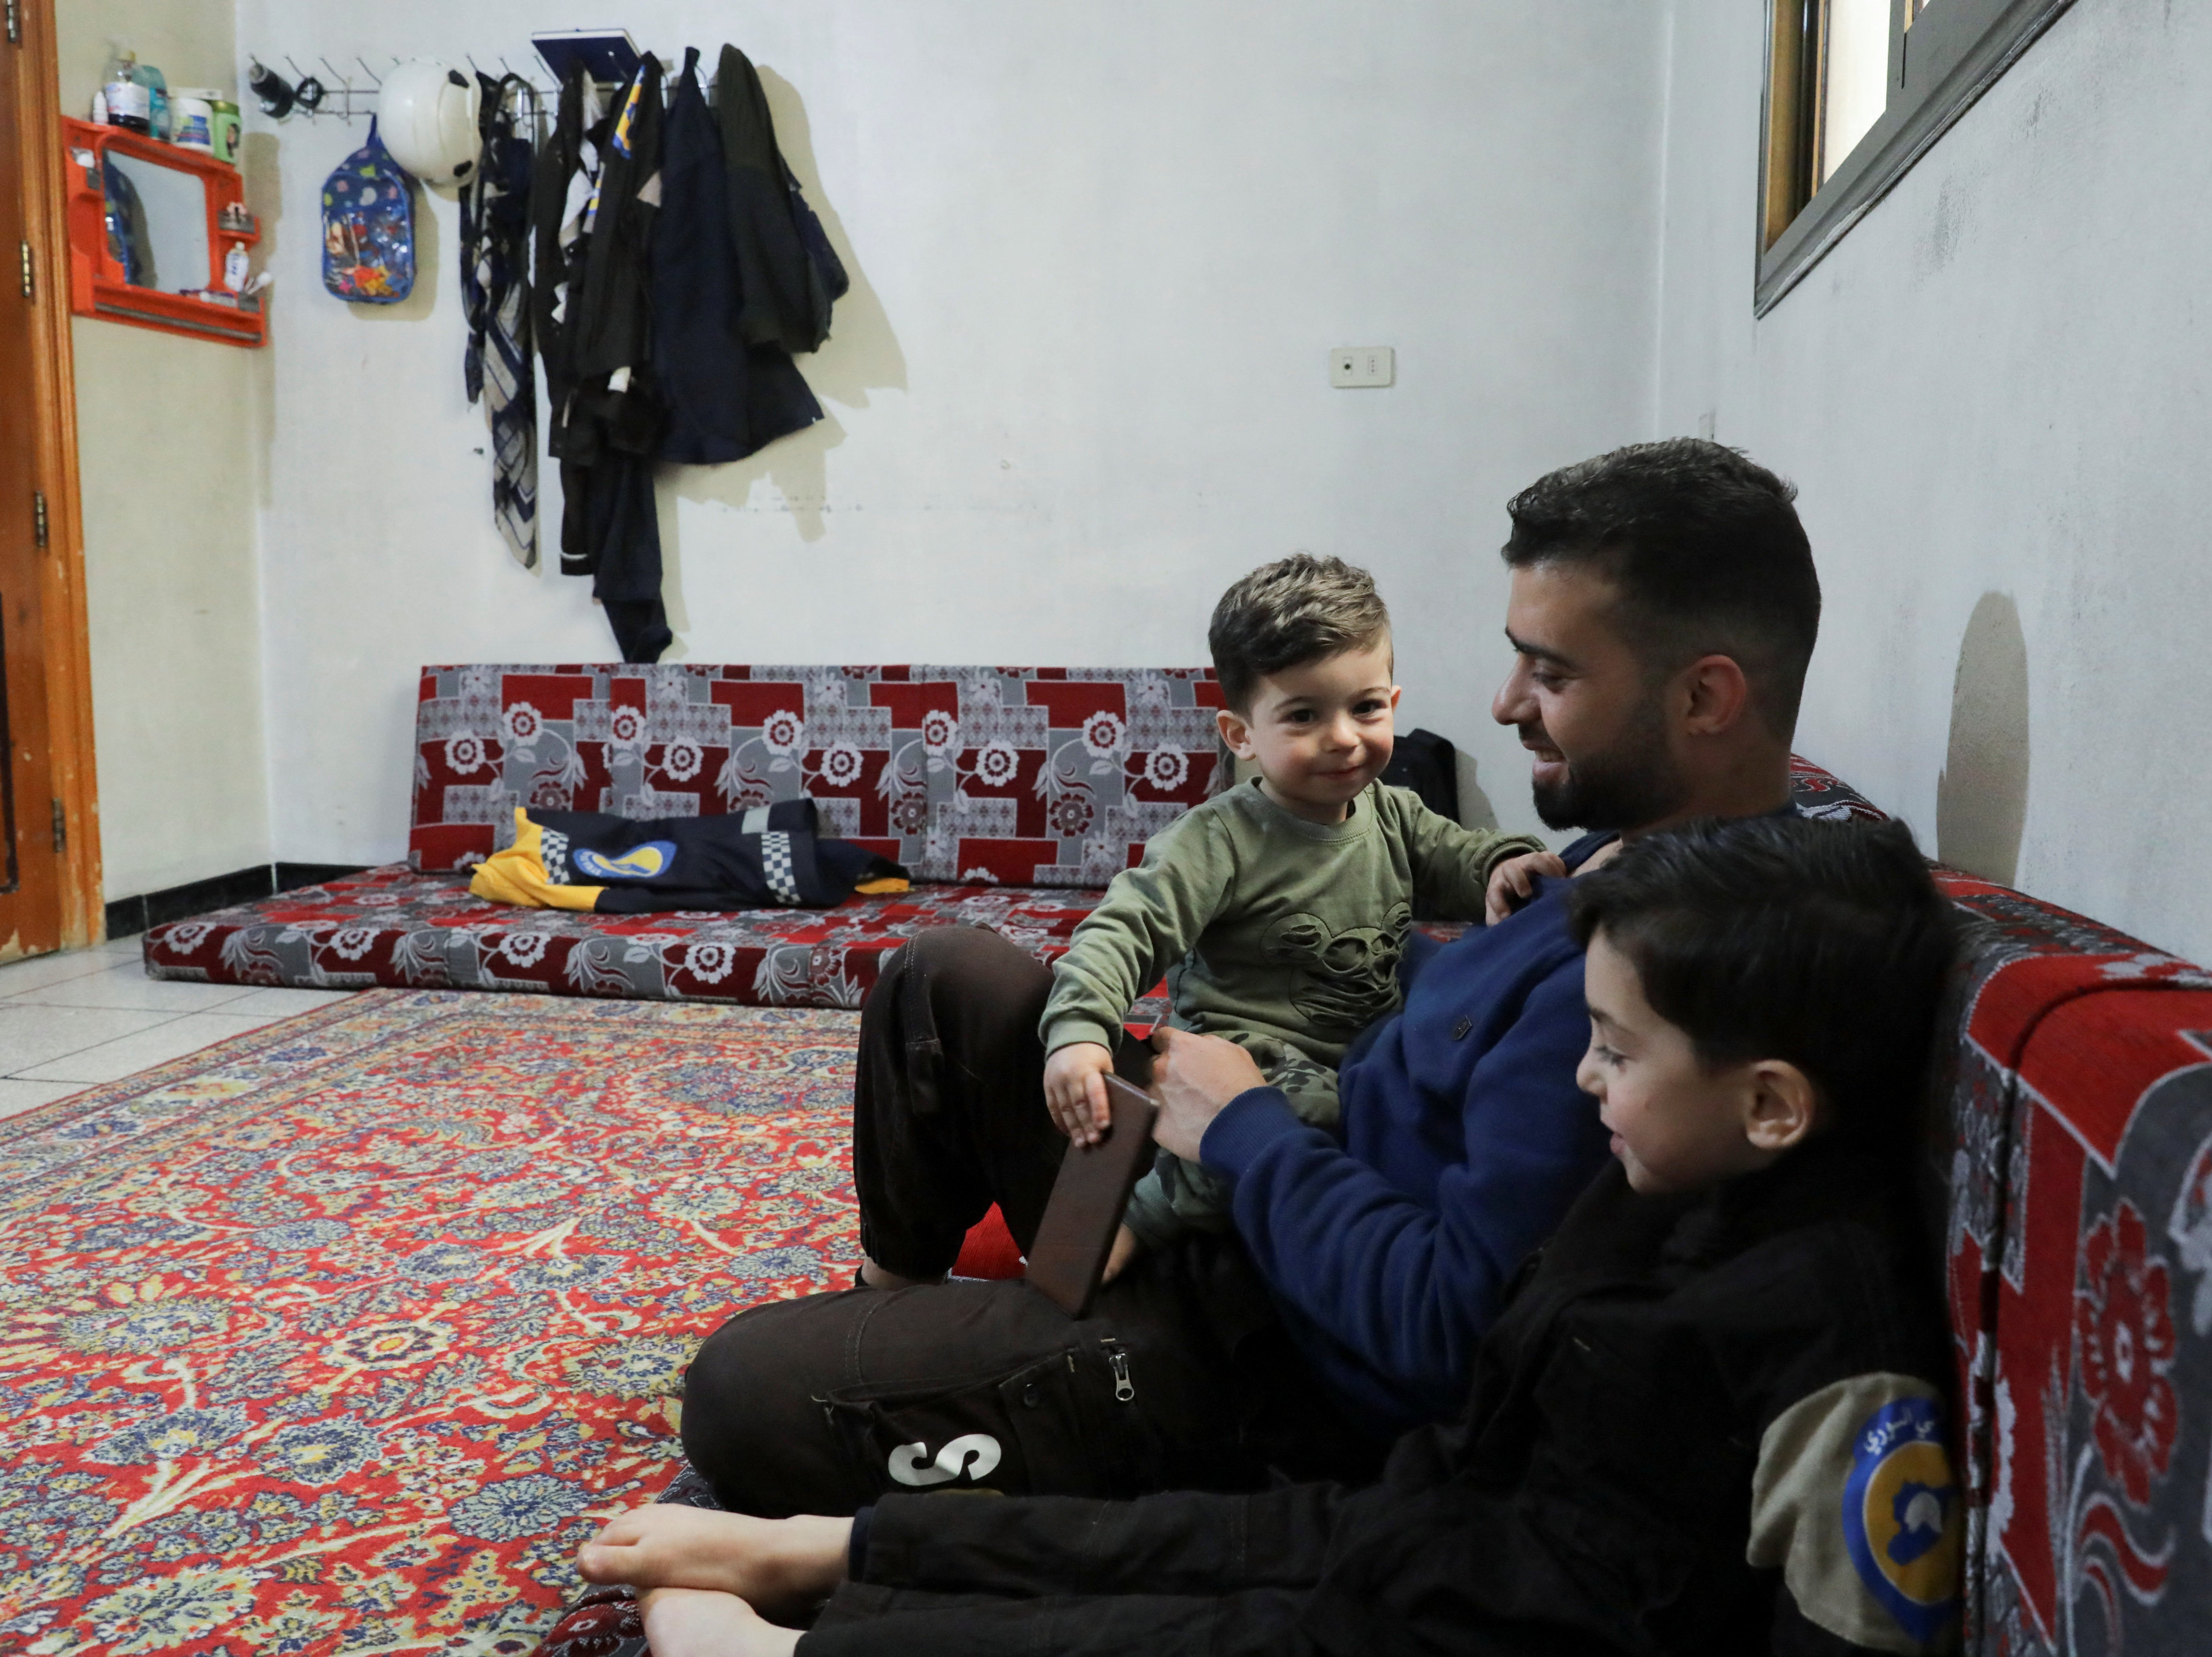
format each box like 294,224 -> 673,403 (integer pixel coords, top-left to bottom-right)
242,51 -> 697,127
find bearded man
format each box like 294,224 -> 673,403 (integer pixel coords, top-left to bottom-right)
676,438 -> 1825,1512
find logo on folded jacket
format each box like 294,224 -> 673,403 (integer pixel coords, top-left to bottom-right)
571,841 -> 678,881
1843,1394 -> 1961,1643
887,1433 -> 1002,1488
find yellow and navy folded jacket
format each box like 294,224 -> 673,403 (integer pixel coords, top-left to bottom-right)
470,801 -> 908,914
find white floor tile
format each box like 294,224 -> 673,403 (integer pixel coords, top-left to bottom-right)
3,962 -> 260,1013
94,936 -> 147,960
0,945 -> 134,996
0,1003 -> 182,1076
14,1012 -> 281,1084
216,986 -> 363,1018
0,1078 -> 87,1121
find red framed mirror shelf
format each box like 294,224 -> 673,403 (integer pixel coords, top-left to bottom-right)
60,116 -> 264,347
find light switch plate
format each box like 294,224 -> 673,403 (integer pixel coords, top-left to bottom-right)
1330,347 -> 1394,388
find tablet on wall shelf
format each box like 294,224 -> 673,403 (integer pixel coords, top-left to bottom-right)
531,32 -> 643,87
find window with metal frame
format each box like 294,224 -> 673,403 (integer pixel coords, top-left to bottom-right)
1757,0 -> 2080,315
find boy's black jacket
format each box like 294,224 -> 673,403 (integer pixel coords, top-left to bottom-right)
834,1134 -> 1964,1656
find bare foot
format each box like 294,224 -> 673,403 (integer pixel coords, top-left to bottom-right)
578,1505 -> 850,1618
638,1588 -> 802,1657
859,1256 -> 943,1290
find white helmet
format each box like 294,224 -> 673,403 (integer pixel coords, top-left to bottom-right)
378,60 -> 480,184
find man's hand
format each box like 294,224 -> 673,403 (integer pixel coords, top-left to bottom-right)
1100,1224 -> 1143,1285
1484,850 -> 1567,925
1148,1026 -> 1267,1160
1043,1042 -> 1115,1145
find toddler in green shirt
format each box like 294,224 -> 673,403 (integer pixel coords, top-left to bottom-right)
1041,554 -> 1547,1267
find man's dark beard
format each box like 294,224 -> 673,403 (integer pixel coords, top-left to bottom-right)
1526,695 -> 1690,832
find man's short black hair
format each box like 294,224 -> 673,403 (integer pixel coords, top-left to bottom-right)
1566,816 -> 1956,1138
1503,439 -> 1820,738
1208,553 -> 1391,714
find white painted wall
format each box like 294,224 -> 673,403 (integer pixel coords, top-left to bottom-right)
58,4 -> 272,900
237,0 -> 1668,864
1654,0 -> 2212,964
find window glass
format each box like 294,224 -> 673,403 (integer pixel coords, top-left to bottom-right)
1820,0 -> 1891,183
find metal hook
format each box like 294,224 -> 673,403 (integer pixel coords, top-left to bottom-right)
354,56 -> 382,86
318,57 -> 354,125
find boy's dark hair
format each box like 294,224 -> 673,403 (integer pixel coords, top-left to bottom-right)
1503,439 -> 1820,738
1566,816 -> 1956,1136
1208,554 -> 1391,714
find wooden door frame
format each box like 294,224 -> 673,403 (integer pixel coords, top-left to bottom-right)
10,0 -> 101,947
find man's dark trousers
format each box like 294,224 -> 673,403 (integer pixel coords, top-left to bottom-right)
679,926 -> 1384,1516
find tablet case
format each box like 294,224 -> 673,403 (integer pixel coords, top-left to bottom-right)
1024,1074 -> 1157,1318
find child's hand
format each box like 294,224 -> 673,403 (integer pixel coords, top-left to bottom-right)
1101,1225 -> 1144,1284
1485,850 -> 1567,925
1043,1042 -> 1115,1144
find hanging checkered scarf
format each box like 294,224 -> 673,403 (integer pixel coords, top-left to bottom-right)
461,76 -> 539,568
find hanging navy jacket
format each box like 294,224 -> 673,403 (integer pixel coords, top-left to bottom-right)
653,48 -> 822,465
718,42 -> 838,355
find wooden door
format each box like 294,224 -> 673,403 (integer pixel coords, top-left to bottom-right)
0,0 -> 97,955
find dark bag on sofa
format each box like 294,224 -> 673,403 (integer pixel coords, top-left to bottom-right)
1381,727 -> 1460,822
470,798 -> 908,914
1382,728 -> 1463,921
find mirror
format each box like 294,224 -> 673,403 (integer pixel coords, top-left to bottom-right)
61,116 -> 264,346
102,152 -> 211,292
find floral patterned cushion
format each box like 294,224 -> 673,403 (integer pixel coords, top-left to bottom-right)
1787,752 -> 1886,821
408,665 -> 1225,888
1927,870 -> 2212,1656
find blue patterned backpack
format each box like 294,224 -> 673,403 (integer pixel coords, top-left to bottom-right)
321,119 -> 415,303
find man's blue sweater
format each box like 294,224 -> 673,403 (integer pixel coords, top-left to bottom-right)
1199,833 -> 1614,1438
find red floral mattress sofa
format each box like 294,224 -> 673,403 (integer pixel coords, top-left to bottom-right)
144,664 -> 1235,1007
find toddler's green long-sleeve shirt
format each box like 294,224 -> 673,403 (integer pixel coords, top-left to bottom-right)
1041,778 -> 1544,1247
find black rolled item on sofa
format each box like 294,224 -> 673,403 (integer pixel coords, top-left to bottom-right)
530,798 -> 908,913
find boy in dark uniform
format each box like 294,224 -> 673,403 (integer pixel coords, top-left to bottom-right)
576,814 -> 1965,1657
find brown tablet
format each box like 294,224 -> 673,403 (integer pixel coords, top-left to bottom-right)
1025,1073 -> 1158,1318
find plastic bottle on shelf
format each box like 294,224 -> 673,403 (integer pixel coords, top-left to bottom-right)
103,48 -> 151,133
208,95 -> 242,164
134,59 -> 171,140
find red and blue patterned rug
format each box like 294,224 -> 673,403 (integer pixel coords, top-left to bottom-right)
0,990 -> 864,1655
